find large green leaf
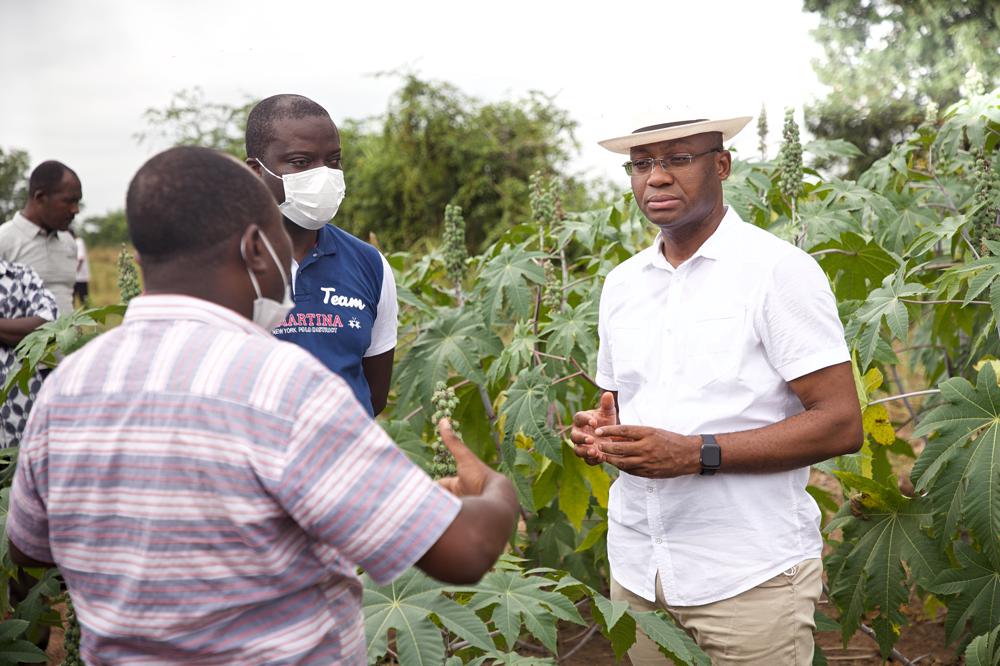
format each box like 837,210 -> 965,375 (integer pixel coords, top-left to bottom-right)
394,307 -> 502,411
473,244 -> 547,323
964,625 -> 1000,666
590,593 -> 636,660
502,367 -> 560,463
946,239 -> 1000,324
825,473 -> 945,658
381,419 -> 433,473
913,364 -> 1000,557
813,232 -> 899,301
558,444 -> 591,530
812,179 -> 897,229
487,321 -> 539,385
850,268 -> 928,343
468,570 -> 585,655
936,90 -> 1000,154
632,611 -> 710,666
540,299 -> 597,364
928,542 -> 1000,647
363,568 -> 493,666
0,638 -> 47,665
875,191 -> 937,255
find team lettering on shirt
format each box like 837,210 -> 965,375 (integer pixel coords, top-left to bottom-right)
320,286 -> 365,310
274,286 -> 367,335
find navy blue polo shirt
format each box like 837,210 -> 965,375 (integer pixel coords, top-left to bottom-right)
272,225 -> 398,415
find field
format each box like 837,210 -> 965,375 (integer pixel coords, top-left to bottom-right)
85,245 -> 137,308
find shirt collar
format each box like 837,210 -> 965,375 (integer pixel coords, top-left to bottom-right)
12,212 -> 46,238
123,294 -> 270,338
315,224 -> 339,257
647,206 -> 741,271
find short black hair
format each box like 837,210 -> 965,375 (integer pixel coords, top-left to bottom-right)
126,146 -> 277,263
28,161 -> 78,197
245,94 -> 331,159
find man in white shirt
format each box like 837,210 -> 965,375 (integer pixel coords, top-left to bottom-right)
0,161 -> 81,317
570,116 -> 863,665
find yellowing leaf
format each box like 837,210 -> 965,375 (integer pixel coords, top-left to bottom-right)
863,368 -> 884,396
531,458 -> 559,511
575,521 -> 607,553
579,458 -> 611,508
560,444 -> 591,531
973,359 -> 1000,385
859,440 -> 874,478
514,432 -> 533,450
863,404 -> 896,446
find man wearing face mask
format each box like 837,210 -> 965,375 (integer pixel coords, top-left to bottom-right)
6,147 -> 520,664
245,94 -> 398,417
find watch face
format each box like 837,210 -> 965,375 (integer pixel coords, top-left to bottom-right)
702,448 -> 721,467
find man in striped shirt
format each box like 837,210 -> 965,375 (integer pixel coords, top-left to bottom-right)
6,147 -> 519,665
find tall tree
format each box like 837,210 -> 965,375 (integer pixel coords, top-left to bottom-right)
338,74 -> 589,250
139,76 -> 593,251
0,147 -> 30,224
80,209 -> 129,247
804,0 -> 1000,175
135,87 -> 252,158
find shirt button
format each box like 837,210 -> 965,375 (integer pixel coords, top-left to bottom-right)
646,486 -> 654,493
655,537 -> 663,544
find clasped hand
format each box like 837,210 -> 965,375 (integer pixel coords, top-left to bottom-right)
569,392 -> 700,478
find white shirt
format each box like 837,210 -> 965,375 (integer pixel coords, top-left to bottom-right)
75,236 -> 90,282
0,212 -> 77,316
596,207 -> 849,606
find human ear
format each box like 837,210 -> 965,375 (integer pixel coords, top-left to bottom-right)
239,224 -> 270,273
245,158 -> 264,178
716,150 -> 733,181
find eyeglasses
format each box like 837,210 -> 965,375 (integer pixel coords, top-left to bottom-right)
622,148 -> 723,176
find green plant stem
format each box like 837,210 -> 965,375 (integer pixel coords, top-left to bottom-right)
476,383 -> 503,460
552,371 -> 583,386
559,245 -> 569,310
857,623 -> 917,666
558,624 -> 599,662
867,389 -> 941,406
899,298 -> 989,306
889,366 -> 919,426
810,248 -> 856,257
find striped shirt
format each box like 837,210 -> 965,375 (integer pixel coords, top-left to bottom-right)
7,294 -> 460,665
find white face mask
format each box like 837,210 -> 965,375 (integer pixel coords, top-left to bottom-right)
241,230 -> 295,331
256,159 -> 346,230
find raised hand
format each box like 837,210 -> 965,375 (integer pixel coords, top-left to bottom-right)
435,418 -> 494,496
569,391 -> 618,465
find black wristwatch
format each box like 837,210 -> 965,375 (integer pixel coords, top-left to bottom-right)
699,434 -> 721,476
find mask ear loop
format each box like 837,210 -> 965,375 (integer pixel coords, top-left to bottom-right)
255,158 -> 284,181
256,230 -> 290,294
240,237 -> 264,299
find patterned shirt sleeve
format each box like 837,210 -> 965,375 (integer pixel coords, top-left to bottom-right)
6,402 -> 54,563
17,264 -> 58,321
272,372 -> 460,584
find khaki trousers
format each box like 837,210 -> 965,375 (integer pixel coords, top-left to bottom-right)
610,559 -> 822,665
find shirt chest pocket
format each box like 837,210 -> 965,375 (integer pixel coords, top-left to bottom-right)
610,327 -> 646,386
682,306 -> 746,388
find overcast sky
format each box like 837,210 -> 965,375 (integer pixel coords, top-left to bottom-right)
1,0 -> 825,218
